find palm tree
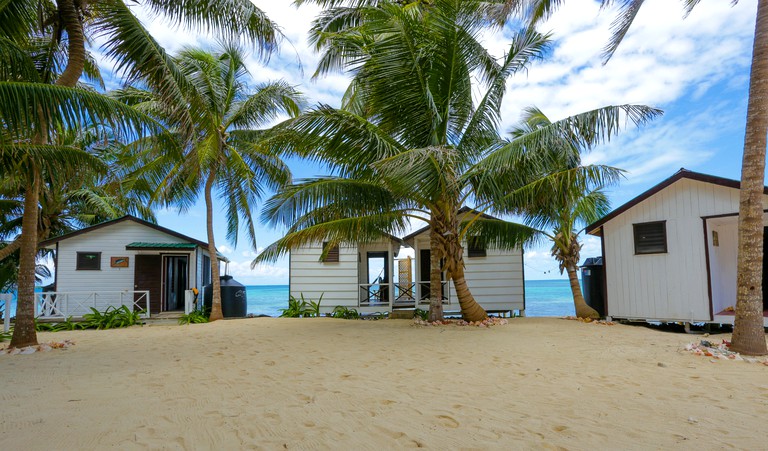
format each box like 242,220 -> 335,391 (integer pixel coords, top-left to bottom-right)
255,0 -> 659,322
499,0 -> 768,355
119,44 -> 303,321
0,0 -> 280,347
502,107 -> 622,319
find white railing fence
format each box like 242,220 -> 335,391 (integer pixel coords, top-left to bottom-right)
0,293 -> 12,332
35,291 -> 151,319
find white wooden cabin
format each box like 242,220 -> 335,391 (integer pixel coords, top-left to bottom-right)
288,208 -> 526,316
401,209 -> 526,315
585,169 -> 768,326
289,236 -> 404,314
39,216 -> 221,318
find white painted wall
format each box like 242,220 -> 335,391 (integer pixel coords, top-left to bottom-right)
290,242 -> 359,310
602,178 -> 768,322
412,231 -> 525,312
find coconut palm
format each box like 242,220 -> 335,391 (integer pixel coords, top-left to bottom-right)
498,0 -> 768,355
255,0 -> 659,322
118,44 -> 303,321
500,107 -> 622,319
0,0 -> 281,347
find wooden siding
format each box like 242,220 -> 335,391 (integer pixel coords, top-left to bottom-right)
412,232 -> 525,311
54,221 -> 197,308
602,178 -> 768,321
290,242 -> 359,307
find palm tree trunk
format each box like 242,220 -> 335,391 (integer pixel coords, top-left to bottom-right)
204,169 -> 223,322
0,238 -> 22,262
452,263 -> 487,322
566,263 -> 598,319
732,0 -> 768,356
10,169 -> 41,348
55,0 -> 87,88
428,230 -> 444,322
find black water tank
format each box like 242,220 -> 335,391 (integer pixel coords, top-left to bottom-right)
203,275 -> 247,318
580,257 -> 605,317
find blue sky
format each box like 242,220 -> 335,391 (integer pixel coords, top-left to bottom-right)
111,0 -> 758,284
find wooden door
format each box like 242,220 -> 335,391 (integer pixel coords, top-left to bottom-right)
134,255 -> 162,314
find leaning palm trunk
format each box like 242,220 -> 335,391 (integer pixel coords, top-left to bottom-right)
10,170 -> 41,348
451,264 -> 488,322
204,170 -> 223,322
565,263 -> 598,319
732,0 -> 768,356
11,0 -> 88,348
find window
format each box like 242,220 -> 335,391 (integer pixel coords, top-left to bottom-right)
202,255 -> 211,285
322,242 -> 339,262
633,221 -> 667,254
76,252 -> 102,270
467,236 -> 487,258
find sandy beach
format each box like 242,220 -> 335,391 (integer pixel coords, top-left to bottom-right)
1,317 -> 767,450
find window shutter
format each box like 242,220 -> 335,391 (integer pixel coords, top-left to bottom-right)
633,222 -> 667,254
322,242 -> 340,262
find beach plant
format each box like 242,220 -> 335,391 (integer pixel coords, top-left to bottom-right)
413,309 -> 429,321
35,316 -> 82,332
116,43 -> 303,323
0,0 -> 282,350
330,306 -> 360,320
280,294 -> 324,318
178,310 -> 210,325
82,306 -> 142,330
256,0 -> 659,323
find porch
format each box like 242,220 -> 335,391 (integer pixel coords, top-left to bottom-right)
34,290 -> 197,320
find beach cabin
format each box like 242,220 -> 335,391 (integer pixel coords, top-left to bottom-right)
289,236 -> 405,314
39,215 -> 222,318
289,207 -> 526,316
402,209 -> 526,315
585,169 -> 768,326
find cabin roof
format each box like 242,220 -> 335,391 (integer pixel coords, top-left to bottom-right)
585,168 -> 768,236
401,206 -> 501,244
39,215 -> 213,251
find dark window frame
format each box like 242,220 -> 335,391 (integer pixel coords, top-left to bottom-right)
322,242 -> 340,263
633,221 -> 668,255
467,236 -> 487,258
76,251 -> 102,270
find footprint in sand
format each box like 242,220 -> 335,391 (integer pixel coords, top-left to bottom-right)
436,415 -> 459,428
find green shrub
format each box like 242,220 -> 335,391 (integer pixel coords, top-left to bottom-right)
414,308 -> 428,321
35,317 -> 83,332
82,305 -> 143,330
330,305 -> 360,319
178,309 -> 210,325
280,294 -> 324,318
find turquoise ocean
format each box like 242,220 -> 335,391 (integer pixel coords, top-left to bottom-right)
2,279 -> 574,318
244,279 -> 574,317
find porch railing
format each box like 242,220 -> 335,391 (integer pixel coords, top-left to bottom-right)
394,283 -> 416,306
418,281 -> 450,304
0,293 -> 11,332
35,291 -> 151,320
359,283 -> 390,307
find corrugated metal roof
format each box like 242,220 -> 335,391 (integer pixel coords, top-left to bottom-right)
126,242 -> 197,249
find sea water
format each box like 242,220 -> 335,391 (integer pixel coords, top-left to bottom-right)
1,280 -> 575,319
246,279 -> 575,317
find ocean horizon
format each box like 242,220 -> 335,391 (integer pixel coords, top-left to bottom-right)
1,279 -> 576,318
